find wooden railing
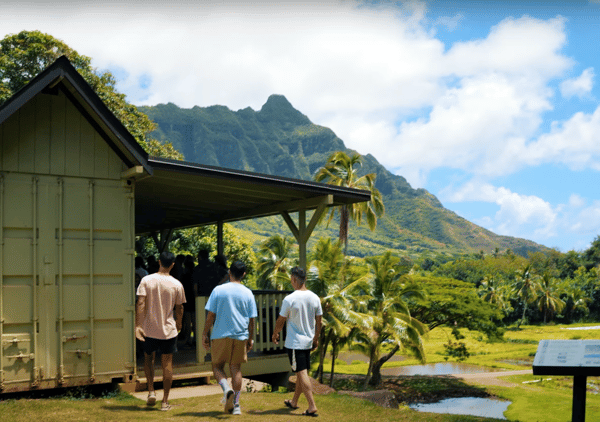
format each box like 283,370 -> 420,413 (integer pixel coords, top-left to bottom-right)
195,290 -> 291,364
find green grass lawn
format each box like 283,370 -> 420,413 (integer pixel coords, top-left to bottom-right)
2,323 -> 599,421
0,389 -> 502,421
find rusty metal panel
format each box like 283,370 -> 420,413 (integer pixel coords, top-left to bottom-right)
1,333 -> 34,385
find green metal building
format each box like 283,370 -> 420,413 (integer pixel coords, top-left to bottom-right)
0,57 -> 370,393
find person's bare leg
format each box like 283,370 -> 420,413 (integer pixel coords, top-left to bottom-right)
161,353 -> 173,406
212,363 -> 228,384
289,372 -> 302,407
297,369 -> 317,413
213,363 -> 234,412
229,363 -> 243,392
144,352 -> 155,393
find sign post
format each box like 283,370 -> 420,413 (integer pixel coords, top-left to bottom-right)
533,340 -> 600,422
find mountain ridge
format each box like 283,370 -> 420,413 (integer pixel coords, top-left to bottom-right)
140,95 -> 547,258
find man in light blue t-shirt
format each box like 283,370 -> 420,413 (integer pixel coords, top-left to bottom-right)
272,266 -> 322,417
203,260 -> 257,416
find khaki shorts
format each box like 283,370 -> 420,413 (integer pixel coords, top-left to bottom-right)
211,337 -> 248,365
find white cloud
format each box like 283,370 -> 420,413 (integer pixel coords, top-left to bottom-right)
442,182 -> 600,249
356,16 -> 572,187
560,67 -> 595,99
443,180 -> 557,239
572,200 -> 600,233
522,106 -> 600,170
569,193 -> 586,208
434,14 -> 463,31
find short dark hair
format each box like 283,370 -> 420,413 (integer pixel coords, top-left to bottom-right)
291,266 -> 306,284
198,249 -> 209,260
159,251 -> 176,268
229,260 -> 247,280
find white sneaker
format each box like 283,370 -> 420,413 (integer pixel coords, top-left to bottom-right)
232,404 -> 241,415
146,392 -> 156,406
223,389 -> 234,413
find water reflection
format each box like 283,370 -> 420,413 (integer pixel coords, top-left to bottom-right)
381,362 -> 501,376
409,397 -> 510,420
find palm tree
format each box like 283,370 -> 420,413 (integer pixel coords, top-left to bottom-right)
306,238 -> 370,384
479,275 -> 512,317
536,272 -> 565,323
314,151 -> 385,254
513,265 -> 540,328
558,279 -> 591,322
256,235 -> 295,290
357,251 -> 427,387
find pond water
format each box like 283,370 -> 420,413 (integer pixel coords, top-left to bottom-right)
381,362 -> 501,376
409,397 -> 510,420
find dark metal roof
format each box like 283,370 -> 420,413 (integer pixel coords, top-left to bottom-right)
135,157 -> 372,234
0,55 -> 152,174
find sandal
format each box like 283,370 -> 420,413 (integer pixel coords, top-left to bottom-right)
161,403 -> 172,411
284,399 -> 299,410
302,410 -> 319,417
146,392 -> 156,406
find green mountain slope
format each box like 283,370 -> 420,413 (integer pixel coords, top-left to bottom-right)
140,95 -> 546,258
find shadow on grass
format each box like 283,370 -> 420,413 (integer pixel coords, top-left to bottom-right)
102,405 -> 166,412
244,408 -> 303,416
174,411 -> 230,418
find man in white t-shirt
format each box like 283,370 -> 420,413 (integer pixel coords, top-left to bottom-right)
272,266 -> 322,417
136,251 -> 186,411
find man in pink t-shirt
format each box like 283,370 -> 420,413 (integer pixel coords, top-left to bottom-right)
136,251 -> 186,411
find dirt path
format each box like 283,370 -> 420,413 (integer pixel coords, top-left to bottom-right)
453,369 -> 532,387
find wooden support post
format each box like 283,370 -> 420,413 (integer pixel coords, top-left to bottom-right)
298,210 -> 306,269
217,220 -> 224,257
151,229 -> 174,254
281,197 -> 330,271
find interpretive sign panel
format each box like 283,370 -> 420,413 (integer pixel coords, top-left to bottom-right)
533,340 -> 600,376
533,339 -> 600,422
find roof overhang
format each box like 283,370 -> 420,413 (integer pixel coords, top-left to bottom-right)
135,157 -> 372,234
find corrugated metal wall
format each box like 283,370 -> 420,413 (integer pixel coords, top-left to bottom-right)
0,91 -> 136,392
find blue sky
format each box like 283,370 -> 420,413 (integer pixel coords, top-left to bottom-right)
3,0 -> 600,252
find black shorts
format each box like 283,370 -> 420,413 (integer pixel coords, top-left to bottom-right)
143,336 -> 178,355
286,348 -> 311,373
